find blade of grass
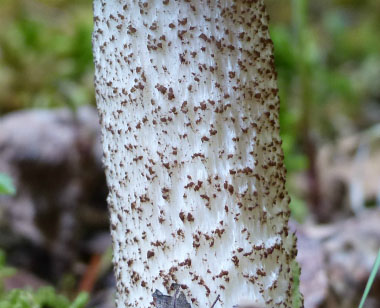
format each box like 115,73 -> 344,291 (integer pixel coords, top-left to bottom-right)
358,248 -> 380,308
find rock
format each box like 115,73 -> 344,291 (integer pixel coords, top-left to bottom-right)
296,226 -> 328,308
0,106 -> 107,280
297,209 -> 380,308
316,126 -> 380,220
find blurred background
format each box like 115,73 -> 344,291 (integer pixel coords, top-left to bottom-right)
0,0 -> 379,307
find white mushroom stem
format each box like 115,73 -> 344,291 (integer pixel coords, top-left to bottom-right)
93,1 -> 299,308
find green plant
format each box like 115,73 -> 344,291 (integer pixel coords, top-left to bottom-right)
0,174 -> 16,196
0,0 -> 94,114
0,250 -> 89,308
358,248 -> 380,308
0,287 -> 88,308
0,251 -> 16,294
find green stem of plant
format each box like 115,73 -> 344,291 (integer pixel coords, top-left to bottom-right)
358,248 -> 380,308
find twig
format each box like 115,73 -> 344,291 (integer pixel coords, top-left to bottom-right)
211,295 -> 220,308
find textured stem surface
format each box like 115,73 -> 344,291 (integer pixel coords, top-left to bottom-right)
93,1 -> 298,307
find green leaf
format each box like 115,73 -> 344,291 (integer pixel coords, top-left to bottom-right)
34,287 -> 70,308
0,174 -> 16,196
358,248 -> 380,308
68,292 -> 89,308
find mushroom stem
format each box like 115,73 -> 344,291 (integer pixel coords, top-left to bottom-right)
93,1 -> 301,308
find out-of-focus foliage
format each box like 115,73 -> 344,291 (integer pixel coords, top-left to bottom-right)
267,0 -> 380,221
0,174 -> 16,196
0,250 -> 88,308
0,286 -> 89,308
268,0 -> 380,167
0,0 -> 94,113
0,251 -> 16,294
